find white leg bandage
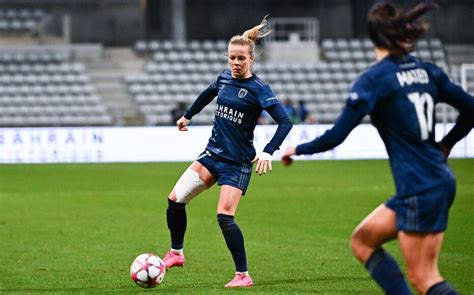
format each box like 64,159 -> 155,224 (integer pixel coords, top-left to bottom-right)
173,169 -> 207,203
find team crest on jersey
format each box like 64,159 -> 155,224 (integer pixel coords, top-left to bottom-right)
238,88 -> 248,98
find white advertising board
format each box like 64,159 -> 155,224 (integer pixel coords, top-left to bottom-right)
0,124 -> 472,163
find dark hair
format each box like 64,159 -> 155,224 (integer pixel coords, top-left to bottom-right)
367,1 -> 436,56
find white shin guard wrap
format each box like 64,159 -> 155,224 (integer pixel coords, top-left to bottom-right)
173,169 -> 207,203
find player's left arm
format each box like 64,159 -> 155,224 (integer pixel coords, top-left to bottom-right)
263,103 -> 293,154
438,113 -> 473,156
253,103 -> 293,175
433,66 -> 474,154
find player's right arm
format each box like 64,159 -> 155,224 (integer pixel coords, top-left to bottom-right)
183,84 -> 219,120
176,116 -> 190,131
281,74 -> 375,165
298,104 -> 366,154
177,80 -> 219,131
280,105 -> 366,165
296,75 -> 374,154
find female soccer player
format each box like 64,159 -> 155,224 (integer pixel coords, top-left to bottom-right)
281,2 -> 473,294
162,16 -> 292,288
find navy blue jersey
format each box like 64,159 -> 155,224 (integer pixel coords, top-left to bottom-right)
297,55 -> 474,197
185,70 -> 292,165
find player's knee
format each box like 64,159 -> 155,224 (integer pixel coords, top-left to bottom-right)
350,236 -> 364,261
218,204 -> 234,216
173,169 -> 207,203
350,228 -> 370,262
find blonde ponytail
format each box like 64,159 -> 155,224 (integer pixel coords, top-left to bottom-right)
242,15 -> 271,42
229,15 -> 271,57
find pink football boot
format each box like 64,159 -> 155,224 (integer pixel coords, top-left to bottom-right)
162,251 -> 185,269
224,273 -> 254,288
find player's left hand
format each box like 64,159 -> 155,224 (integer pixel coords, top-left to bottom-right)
437,141 -> 451,158
252,152 -> 272,175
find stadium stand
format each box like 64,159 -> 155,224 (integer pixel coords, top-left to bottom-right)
0,3 -> 471,128
0,8 -> 48,34
0,50 -> 112,127
127,40 -> 227,125
321,37 -> 458,123
464,67 -> 474,94
128,37 -> 456,125
321,38 -> 448,67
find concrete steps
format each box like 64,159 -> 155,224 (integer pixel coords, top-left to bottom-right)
84,48 -> 144,126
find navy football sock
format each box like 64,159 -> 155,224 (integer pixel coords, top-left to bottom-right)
426,281 -> 459,295
166,199 -> 187,250
365,248 -> 411,295
217,214 -> 247,272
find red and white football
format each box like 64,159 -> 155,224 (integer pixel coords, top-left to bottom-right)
130,253 -> 166,288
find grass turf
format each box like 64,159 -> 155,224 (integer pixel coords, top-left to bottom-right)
0,159 -> 472,293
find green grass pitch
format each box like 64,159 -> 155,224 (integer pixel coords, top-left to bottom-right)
1,159 -> 473,293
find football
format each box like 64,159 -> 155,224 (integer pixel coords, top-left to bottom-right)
130,253 -> 166,288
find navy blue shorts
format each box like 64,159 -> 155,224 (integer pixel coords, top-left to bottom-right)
385,178 -> 456,233
196,150 -> 252,195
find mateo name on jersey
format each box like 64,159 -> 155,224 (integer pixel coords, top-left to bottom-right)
396,69 -> 429,87
215,103 -> 244,124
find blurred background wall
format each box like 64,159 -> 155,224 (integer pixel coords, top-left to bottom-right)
0,0 -> 473,45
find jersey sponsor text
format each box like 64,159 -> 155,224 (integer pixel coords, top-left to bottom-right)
215,103 -> 244,124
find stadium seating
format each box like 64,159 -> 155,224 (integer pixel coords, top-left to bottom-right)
465,68 -> 474,94
321,37 -> 448,67
0,51 -> 112,127
0,9 -> 48,33
128,38 -> 456,125
320,37 -> 458,123
128,40 -> 226,125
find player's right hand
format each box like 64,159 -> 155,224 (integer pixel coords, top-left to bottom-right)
177,116 -> 190,131
281,155 -> 293,166
281,146 -> 296,167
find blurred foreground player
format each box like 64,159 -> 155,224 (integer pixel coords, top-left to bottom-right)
162,16 -> 292,288
281,1 -> 473,294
